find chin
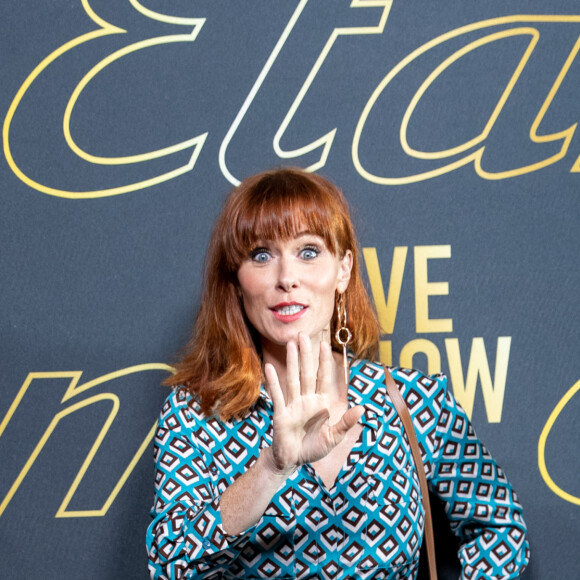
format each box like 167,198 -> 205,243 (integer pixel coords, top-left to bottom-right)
280,328 -> 324,345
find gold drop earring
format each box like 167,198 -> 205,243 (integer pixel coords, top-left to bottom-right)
335,292 -> 352,385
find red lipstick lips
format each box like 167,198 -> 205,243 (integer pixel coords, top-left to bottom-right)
271,302 -> 307,322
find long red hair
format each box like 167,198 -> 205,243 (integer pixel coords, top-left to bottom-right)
167,168 -> 380,420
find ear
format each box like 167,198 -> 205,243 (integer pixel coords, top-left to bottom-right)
336,249 -> 353,294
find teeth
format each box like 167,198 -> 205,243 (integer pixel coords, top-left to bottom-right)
276,305 -> 304,315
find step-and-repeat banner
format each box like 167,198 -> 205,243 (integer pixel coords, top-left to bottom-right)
1,1 -> 578,578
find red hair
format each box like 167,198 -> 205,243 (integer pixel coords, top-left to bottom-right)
167,168 -> 380,420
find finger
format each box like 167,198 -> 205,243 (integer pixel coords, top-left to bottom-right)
264,363 -> 286,410
299,333 -> 316,395
316,341 -> 334,395
330,405 -> 364,443
285,339 -> 300,404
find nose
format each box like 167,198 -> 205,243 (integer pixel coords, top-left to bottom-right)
277,257 -> 299,292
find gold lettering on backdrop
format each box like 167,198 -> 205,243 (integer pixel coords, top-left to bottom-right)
414,245 -> 452,333
219,0 -> 393,186
0,364 -> 173,518
363,246 -> 407,334
3,0 -> 207,199
6,8 -> 580,195
399,339 -> 441,376
445,337 -> 511,423
353,15 -> 580,184
364,245 -> 511,422
219,0 -> 309,186
363,245 -> 452,334
379,339 -> 393,367
538,379 -> 580,506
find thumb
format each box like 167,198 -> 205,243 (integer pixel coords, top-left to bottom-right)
331,405 -> 364,442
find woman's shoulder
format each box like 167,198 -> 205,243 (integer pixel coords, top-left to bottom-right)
158,386 -> 209,430
389,367 -> 449,414
351,357 -> 447,385
350,358 -> 449,404
389,365 -> 448,391
161,385 -> 196,410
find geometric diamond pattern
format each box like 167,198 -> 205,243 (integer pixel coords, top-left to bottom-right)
146,360 -> 530,579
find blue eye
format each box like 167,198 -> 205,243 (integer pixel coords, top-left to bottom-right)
300,246 -> 320,260
250,249 -> 271,263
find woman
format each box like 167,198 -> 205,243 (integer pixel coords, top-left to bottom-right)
146,168 -> 529,579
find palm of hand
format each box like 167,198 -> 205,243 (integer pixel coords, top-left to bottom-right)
265,335 -> 363,472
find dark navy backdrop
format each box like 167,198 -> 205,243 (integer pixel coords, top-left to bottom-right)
1,1 -> 579,578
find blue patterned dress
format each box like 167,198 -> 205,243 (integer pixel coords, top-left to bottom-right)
146,360 -> 529,579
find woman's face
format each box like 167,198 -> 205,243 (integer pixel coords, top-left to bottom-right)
237,232 -> 352,354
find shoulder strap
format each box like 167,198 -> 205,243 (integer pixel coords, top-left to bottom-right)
383,365 -> 437,580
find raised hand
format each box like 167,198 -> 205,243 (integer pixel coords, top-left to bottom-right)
265,333 -> 364,474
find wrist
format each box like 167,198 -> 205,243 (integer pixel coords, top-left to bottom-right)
262,447 -> 297,479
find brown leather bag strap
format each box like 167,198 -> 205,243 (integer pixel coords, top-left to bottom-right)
383,366 -> 437,580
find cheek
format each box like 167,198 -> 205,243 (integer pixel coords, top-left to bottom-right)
238,285 -> 260,329
313,266 -> 340,294
313,274 -> 339,312
237,268 -> 266,310
237,267 -> 255,297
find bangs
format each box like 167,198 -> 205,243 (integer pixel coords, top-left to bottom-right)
222,171 -> 348,271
